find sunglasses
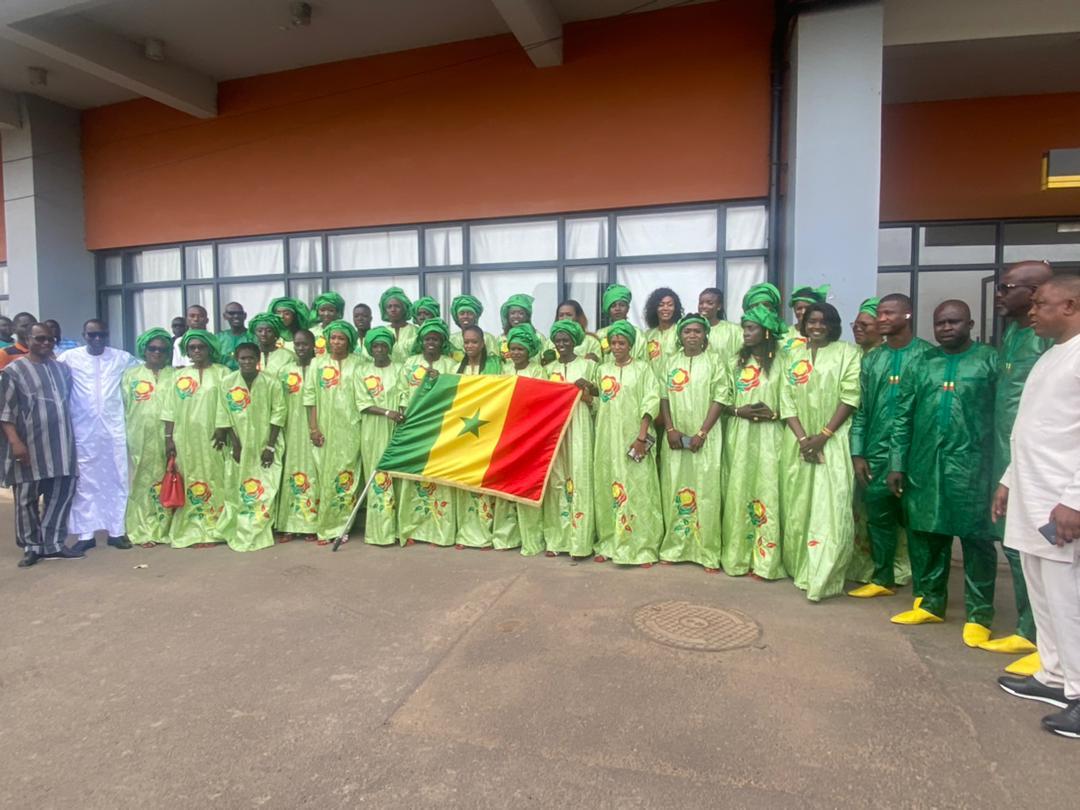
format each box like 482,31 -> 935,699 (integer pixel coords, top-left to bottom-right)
86,331 -> 109,339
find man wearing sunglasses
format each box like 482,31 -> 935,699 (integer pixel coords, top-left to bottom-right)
58,320 -> 139,553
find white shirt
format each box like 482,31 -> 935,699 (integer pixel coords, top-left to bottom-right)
172,340 -> 193,368
1001,333 -> 1080,561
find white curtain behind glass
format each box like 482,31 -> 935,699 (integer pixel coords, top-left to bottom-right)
220,282 -> 285,324
470,221 -> 557,264
331,275 -> 420,318
616,210 -> 717,257
425,227 -> 463,266
566,218 -> 608,260
184,245 -> 214,279
104,255 -> 123,285
289,237 -> 323,274
290,279 -> 323,311
616,261 -> 716,328
133,248 -> 181,283
329,231 -> 418,271
186,286 -> 216,332
134,288 -> 182,335
105,294 -> 124,349
725,206 -> 768,251
218,240 -> 284,278
470,269 -> 558,336
566,266 -> 605,331
724,257 -> 766,322
426,272 -> 463,320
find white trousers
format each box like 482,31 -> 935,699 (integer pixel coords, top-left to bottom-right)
1021,551 -> 1080,701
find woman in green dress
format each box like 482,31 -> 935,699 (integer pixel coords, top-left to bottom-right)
555,300 -> 601,361
357,327 -> 404,546
122,328 -> 176,547
720,305 -> 787,579
268,296 -> 311,352
449,294 -> 500,361
162,330 -> 230,548
497,294 -> 551,365
643,287 -> 684,372
309,291 -> 346,357
491,324 -> 547,555
698,287 -> 742,363
413,296 -> 440,326
592,320 -> 663,566
304,320 -> 364,545
250,312 -> 298,378
741,282 -> 783,316
380,287 -> 418,364
595,284 -> 646,362
275,329 -> 320,542
216,343 -> 285,552
780,302 -> 862,601
396,318 -> 459,546
657,313 -> 731,571
542,319 -> 598,559
788,284 -> 830,331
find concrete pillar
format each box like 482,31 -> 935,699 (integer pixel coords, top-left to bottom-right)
1,94 -> 95,334
783,1 -> 883,324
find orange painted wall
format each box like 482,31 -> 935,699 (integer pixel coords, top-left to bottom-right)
81,1 -> 772,250
881,93 -> 1080,222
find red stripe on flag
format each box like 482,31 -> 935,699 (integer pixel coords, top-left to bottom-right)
482,376 -> 579,501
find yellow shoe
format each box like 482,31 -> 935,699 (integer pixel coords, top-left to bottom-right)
962,623 -> 992,648
848,583 -> 895,598
978,634 -> 1038,655
1004,651 -> 1041,676
891,607 -> 944,625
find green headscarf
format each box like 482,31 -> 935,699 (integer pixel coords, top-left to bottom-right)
411,317 -> 451,356
311,291 -> 345,319
858,297 -> 880,318
450,294 -> 483,326
249,312 -> 288,339
500,294 -> 534,329
549,319 -> 585,347
789,284 -> 830,306
601,284 -> 632,314
605,319 -> 637,348
379,287 -> 413,322
268,297 -> 312,330
180,329 -> 221,362
741,283 -> 781,314
676,313 -> 710,347
742,304 -> 788,336
135,327 -> 172,361
413,296 -> 441,320
363,325 -> 396,355
323,319 -> 358,353
506,323 -> 541,359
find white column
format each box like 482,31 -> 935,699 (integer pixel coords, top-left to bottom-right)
783,1 -> 883,325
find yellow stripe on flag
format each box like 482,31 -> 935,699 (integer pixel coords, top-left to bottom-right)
422,375 -> 515,487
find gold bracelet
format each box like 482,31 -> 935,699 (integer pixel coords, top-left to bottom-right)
821,426 -> 834,438
798,435 -> 810,444
696,430 -> 707,439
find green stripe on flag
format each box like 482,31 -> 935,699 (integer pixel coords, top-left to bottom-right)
377,372 -> 460,475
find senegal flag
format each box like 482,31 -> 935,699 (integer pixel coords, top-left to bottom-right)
377,373 -> 580,504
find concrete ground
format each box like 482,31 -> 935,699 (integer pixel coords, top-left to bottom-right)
1,495 -> 1078,809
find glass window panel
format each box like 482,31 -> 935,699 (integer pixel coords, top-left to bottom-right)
185,285 -> 216,332
725,206 -> 767,251
876,271 -> 911,298
566,217 -> 608,260
878,227 -> 912,266
918,224 -> 996,266
616,261 -> 717,328
1003,221 -> 1080,264
290,279 -> 324,310
331,275 -> 419,319
218,240 -> 284,278
133,287 -> 182,337
289,236 -> 323,274
0,300 -> 8,317
133,248 -> 181,283
616,209 -> 717,257
470,269 -> 558,336
724,257 -> 767,322
103,255 -> 123,286
0,265 -> 8,296
219,282 -> 285,321
914,270 -> 991,343
425,227 -> 463,266
424,272 -> 463,319
471,221 -> 557,264
103,293 -> 123,349
329,230 -> 418,271
185,245 -> 214,279
566,265 -> 606,331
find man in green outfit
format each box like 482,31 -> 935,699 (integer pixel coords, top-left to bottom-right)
887,300 -> 1000,647
848,293 -> 930,599
215,302 -> 254,371
982,260 -> 1054,672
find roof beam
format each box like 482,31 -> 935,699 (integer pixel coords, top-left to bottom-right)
490,0 -> 563,68
0,1 -> 113,26
0,89 -> 21,129
0,14 -> 217,118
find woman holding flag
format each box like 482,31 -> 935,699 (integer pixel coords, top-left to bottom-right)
357,327 -> 404,547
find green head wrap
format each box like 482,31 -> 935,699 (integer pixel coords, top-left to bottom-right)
450,294 -> 483,326
135,327 -> 172,361
789,284 -> 830,307
411,317 -> 451,355
323,319 -> 359,353
413,296 -> 441,320
180,329 -> 221,362
268,297 -> 312,330
858,297 -> 880,318
741,304 -> 788,336
676,313 -> 710,347
549,319 -> 585,347
363,326 -> 396,354
311,292 -> 345,318
741,283 -> 781,314
249,312 -> 288,339
379,287 -> 413,322
601,284 -> 632,314
506,323 -> 541,358
500,294 -> 534,329
605,319 -> 637,348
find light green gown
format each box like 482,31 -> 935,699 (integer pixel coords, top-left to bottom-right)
358,359 -> 402,546
161,364 -> 229,547
596,324 -> 647,362
122,364 -> 176,544
395,355 -> 459,546
353,337 -> 371,362
541,357 -> 598,557
259,346 -> 297,379
708,321 -> 742,363
216,370 -> 285,552
310,323 -> 328,359
644,326 -> 680,375
658,350 -> 731,568
593,358 -> 663,564
303,353 -> 364,541
720,354 -> 786,578
779,340 -> 862,601
453,361 -> 501,549
274,360 -> 320,536
491,361 -> 547,555
579,334 -> 602,360
389,324 -> 419,364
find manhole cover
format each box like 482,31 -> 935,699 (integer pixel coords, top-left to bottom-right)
632,601 -> 761,651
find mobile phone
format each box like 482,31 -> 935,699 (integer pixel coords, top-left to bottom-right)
680,435 -> 693,449
1038,522 -> 1058,544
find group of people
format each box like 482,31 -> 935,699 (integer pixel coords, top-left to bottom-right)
3,264 -> 1079,738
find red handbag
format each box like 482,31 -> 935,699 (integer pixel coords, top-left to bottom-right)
159,457 -> 185,509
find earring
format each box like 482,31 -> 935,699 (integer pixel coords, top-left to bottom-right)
765,330 -> 771,340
